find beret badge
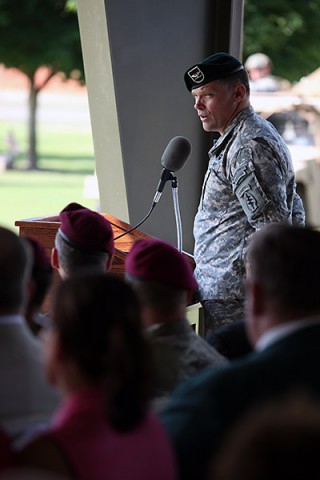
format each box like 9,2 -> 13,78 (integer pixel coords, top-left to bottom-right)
187,66 -> 205,84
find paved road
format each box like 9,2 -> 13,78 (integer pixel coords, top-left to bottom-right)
0,89 -> 92,128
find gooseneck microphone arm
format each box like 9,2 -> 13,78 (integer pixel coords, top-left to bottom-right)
114,168 -> 173,241
113,201 -> 156,241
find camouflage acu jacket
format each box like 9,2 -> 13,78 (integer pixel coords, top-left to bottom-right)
194,106 -> 305,302
146,319 -> 227,407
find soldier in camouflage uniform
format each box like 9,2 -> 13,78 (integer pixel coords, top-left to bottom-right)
184,52 -> 305,336
125,238 -> 227,411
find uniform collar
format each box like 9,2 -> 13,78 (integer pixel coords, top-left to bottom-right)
256,315 -> 320,352
145,318 -> 191,337
210,105 -> 254,153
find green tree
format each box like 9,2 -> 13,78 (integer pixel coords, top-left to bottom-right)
0,0 -> 84,169
243,0 -> 320,83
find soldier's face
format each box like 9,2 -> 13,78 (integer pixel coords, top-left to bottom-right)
192,80 -> 239,135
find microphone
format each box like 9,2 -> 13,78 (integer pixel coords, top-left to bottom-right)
114,136 -> 191,243
153,136 -> 192,205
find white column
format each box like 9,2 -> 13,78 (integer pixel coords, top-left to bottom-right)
75,0 -> 129,221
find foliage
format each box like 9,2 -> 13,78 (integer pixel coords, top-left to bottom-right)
0,0 -> 83,82
243,0 -> 320,82
0,0 -> 84,168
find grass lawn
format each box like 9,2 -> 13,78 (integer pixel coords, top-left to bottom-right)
0,169 -> 98,231
0,118 -> 97,232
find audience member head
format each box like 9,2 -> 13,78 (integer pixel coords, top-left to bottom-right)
125,238 -> 198,326
43,272 -> 151,432
244,52 -> 290,92
52,202 -> 114,278
211,393 -> 320,480
24,237 -> 53,334
0,226 -> 32,314
245,223 -> 320,344
244,53 -> 272,81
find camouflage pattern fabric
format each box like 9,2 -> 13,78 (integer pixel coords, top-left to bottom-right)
145,319 -> 227,411
201,299 -> 246,337
194,106 -> 305,331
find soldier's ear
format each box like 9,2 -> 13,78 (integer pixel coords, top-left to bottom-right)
105,253 -> 114,272
186,289 -> 194,305
51,247 -> 59,270
234,83 -> 246,102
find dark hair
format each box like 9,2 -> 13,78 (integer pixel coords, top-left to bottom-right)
26,264 -> 53,335
52,272 -> 152,432
31,266 -> 53,307
127,276 -> 187,316
0,228 -> 31,310
220,68 -> 250,96
55,232 -> 109,275
247,223 -> 320,316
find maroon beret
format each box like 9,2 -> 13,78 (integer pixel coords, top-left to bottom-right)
25,237 -> 52,268
125,238 -> 198,291
59,203 -> 114,256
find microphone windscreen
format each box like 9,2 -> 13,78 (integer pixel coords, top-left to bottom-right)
161,136 -> 192,172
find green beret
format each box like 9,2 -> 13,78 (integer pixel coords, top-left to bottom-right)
184,52 -> 244,91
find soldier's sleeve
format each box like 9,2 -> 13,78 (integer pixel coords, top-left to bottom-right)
230,143 -> 293,229
292,191 -> 306,226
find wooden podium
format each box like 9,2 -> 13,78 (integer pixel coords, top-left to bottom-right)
15,213 -> 204,335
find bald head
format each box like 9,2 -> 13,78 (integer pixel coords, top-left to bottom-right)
246,223 -> 320,319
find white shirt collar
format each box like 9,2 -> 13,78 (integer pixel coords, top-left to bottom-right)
256,315 -> 320,352
0,314 -> 25,326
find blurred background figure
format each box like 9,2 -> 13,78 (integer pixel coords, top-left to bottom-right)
15,273 -> 177,480
211,394 -> 320,480
244,53 -> 290,92
24,237 -> 53,336
4,131 -> 19,170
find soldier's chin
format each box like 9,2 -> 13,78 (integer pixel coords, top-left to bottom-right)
202,121 -> 212,132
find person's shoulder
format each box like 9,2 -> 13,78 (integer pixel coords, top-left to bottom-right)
162,356 -> 244,408
187,330 -> 228,361
239,112 -> 288,153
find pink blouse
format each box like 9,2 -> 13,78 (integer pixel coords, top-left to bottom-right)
43,388 -> 177,480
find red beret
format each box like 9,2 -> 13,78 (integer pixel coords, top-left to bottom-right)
25,237 -> 52,268
59,203 -> 114,256
125,238 -> 198,291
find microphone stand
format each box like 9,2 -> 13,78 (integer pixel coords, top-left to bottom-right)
114,171 -> 183,254
171,175 -> 183,253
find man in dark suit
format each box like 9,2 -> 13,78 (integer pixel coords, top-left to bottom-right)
161,223 -> 320,480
